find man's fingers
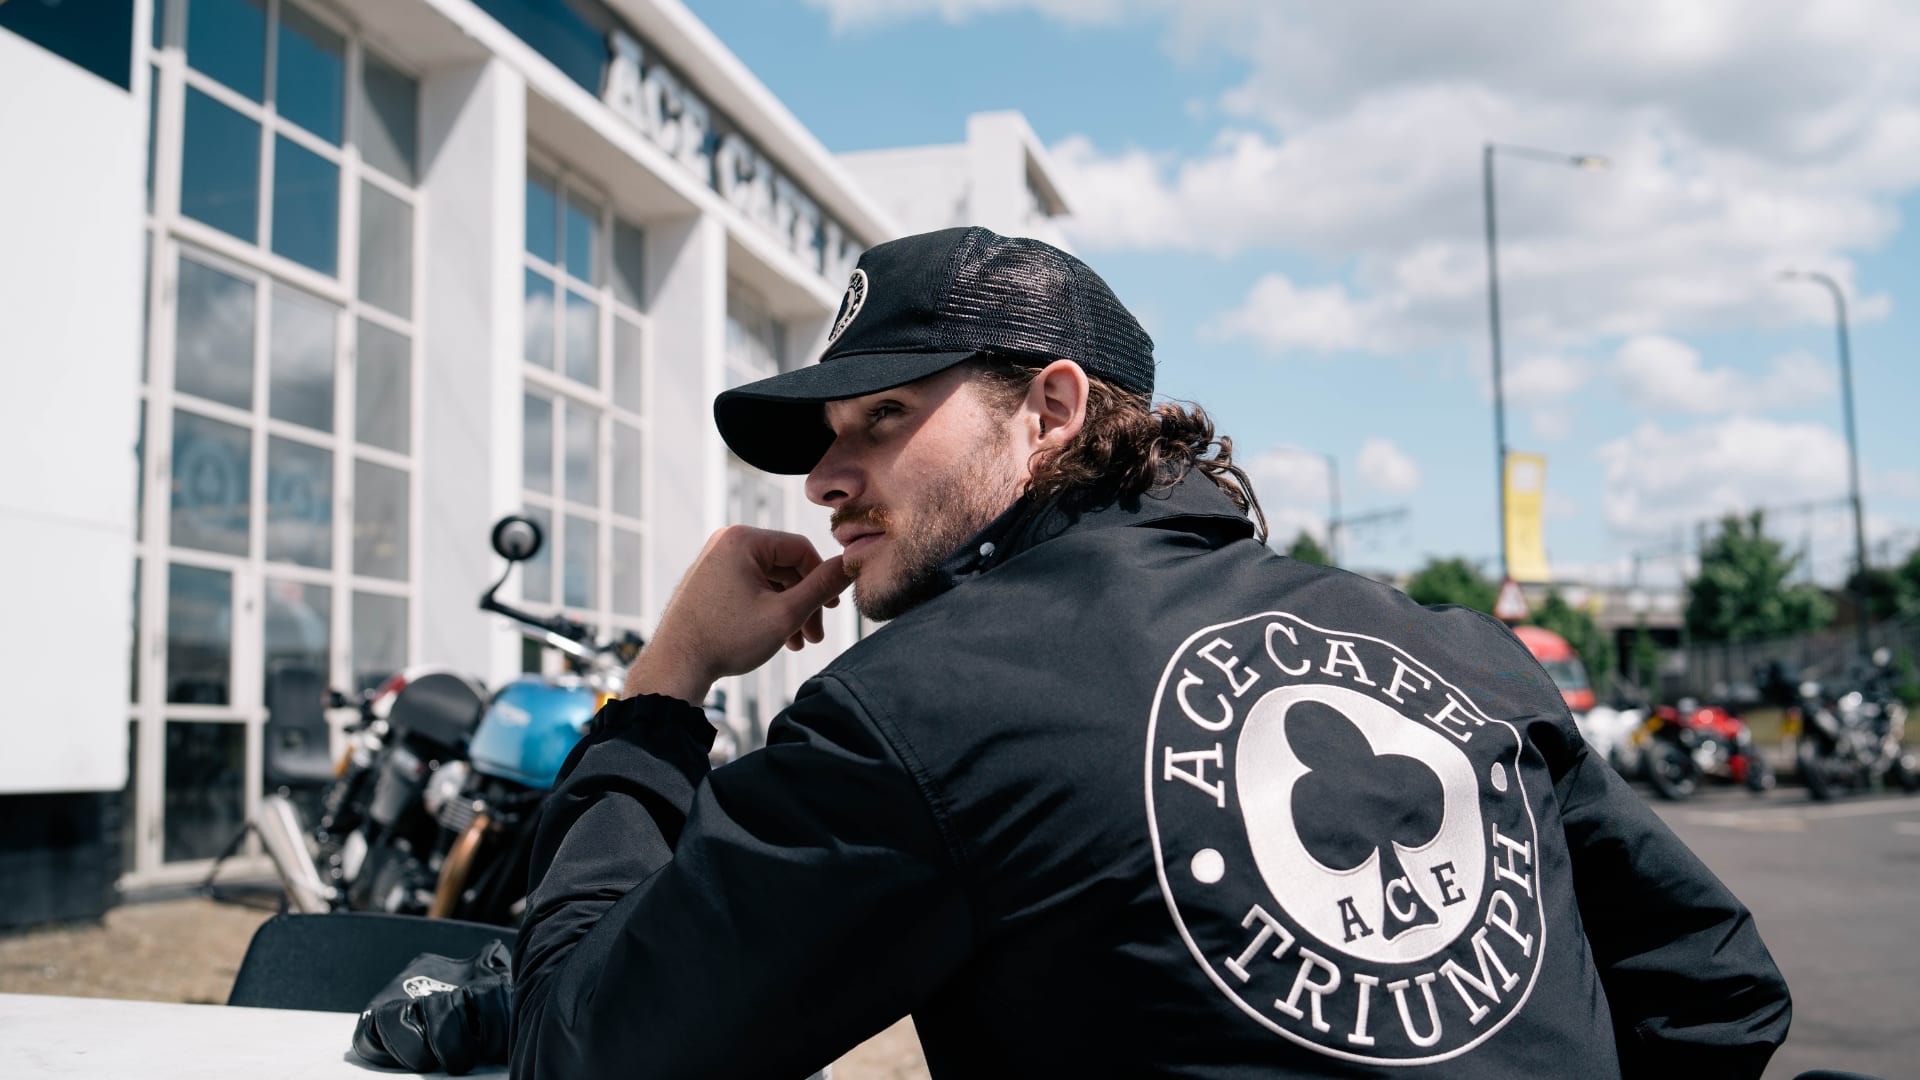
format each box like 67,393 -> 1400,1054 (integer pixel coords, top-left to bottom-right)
781,555 -> 849,619
746,528 -> 825,578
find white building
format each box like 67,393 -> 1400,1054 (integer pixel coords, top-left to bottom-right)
0,0 -> 1076,923
839,111 -> 1074,252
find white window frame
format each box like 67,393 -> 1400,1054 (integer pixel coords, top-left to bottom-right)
518,150 -> 654,660
128,0 -> 425,886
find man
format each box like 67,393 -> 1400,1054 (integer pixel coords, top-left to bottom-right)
512,227 -> 1789,1077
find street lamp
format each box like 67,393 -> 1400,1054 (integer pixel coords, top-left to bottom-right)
1778,268 -> 1872,656
1272,447 -> 1342,564
1482,142 -> 1609,580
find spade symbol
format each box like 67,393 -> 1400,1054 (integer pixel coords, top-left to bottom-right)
1289,700 -> 1444,943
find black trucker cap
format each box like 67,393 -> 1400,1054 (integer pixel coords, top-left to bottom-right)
713,226 -> 1155,475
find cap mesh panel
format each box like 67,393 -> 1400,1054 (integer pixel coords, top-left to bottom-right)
931,233 -> 1154,395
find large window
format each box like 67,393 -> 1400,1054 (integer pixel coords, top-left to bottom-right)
131,0 -> 421,878
520,158 -> 650,651
723,285 -> 791,748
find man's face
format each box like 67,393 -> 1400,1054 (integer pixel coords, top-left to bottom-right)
806,364 -> 1028,622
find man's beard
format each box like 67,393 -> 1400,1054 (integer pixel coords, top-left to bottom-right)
834,445 -> 1022,623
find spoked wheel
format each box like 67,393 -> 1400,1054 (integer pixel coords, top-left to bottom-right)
1647,742 -> 1699,801
1798,737 -> 1842,802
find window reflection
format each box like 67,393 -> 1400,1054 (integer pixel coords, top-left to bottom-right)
353,459 -> 409,580
523,392 -> 553,494
264,579 -> 331,704
272,135 -> 339,276
564,194 -> 599,284
564,290 -> 597,385
526,167 -> 558,264
266,436 -> 333,568
613,423 -> 642,518
613,528 -> 642,616
269,284 -> 336,432
175,256 -> 255,409
351,592 -> 406,695
186,0 -> 267,102
166,564 -> 231,705
171,410 -> 251,557
613,318 -> 644,414
163,720 -> 245,862
358,53 -> 419,183
565,403 -> 598,506
613,220 -> 646,310
356,320 -> 410,454
564,514 -> 596,609
181,88 -> 261,243
523,269 -> 555,370
358,182 -> 412,316
275,3 -> 343,144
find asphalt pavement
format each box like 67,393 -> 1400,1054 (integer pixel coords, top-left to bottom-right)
1651,785 -> 1920,1080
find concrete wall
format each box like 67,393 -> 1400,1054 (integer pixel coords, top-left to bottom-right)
0,27 -> 142,794
418,58 -> 531,686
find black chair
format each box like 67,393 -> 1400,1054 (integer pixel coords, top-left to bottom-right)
228,911 -> 519,1012
264,660 -> 341,792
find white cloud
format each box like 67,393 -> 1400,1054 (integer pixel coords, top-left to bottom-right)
1613,335 -> 1836,413
1030,1 -> 1918,350
1242,447 -> 1333,549
803,0 -> 1123,31
1529,408 -> 1573,443
1596,416 -> 1851,538
1209,274 -> 1383,353
1504,353 -> 1590,407
1357,437 -> 1421,494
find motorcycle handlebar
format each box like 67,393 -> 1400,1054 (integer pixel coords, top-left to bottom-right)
478,593 -> 645,665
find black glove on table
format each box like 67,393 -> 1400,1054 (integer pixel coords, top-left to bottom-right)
351,939 -> 513,1075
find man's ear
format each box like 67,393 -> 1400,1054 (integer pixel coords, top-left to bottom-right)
1024,359 -> 1090,449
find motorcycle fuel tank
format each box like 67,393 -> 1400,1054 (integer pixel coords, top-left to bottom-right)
468,677 -> 602,789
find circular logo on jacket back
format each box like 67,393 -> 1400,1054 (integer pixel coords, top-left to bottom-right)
1145,611 -> 1545,1066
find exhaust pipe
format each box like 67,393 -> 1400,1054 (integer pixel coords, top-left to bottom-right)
258,794 -> 337,914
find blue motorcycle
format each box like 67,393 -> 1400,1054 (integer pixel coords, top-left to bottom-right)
261,515 -> 639,926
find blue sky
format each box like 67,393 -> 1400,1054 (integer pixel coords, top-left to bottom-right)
686,0 -> 1920,587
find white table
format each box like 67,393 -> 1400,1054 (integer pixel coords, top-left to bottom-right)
0,993 -> 506,1078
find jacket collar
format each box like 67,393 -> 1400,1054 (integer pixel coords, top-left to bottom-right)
932,469 -> 1257,592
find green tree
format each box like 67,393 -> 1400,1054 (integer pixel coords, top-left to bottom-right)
1530,590 -> 1617,693
1284,529 -> 1330,566
1685,511 -> 1835,642
1405,557 -> 1497,614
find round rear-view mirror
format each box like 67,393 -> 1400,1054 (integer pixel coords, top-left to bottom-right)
491,515 -> 543,562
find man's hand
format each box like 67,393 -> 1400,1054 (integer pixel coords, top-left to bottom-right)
623,526 -> 850,706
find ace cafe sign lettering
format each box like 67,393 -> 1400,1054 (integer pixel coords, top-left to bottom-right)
601,30 -> 862,286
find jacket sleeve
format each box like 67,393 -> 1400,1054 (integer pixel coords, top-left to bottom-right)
1548,722 -> 1792,1078
510,677 -> 973,1079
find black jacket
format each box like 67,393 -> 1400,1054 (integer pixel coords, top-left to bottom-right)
512,473 -> 1789,1078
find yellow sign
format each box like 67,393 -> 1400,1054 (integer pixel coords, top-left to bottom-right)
1504,452 -> 1551,583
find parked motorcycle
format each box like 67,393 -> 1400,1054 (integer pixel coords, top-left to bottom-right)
260,515 -> 638,925
1629,697 -> 1773,801
1791,650 -> 1920,802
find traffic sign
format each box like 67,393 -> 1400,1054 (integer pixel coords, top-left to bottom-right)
1494,578 -> 1531,623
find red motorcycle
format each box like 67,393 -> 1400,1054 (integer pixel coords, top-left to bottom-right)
1637,699 -> 1775,801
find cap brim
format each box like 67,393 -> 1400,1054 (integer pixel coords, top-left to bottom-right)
713,349 -> 980,474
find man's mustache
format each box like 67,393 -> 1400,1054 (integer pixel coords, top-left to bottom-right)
831,505 -> 891,533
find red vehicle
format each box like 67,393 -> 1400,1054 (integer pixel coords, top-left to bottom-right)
1642,699 -> 1775,799
1514,626 -> 1595,713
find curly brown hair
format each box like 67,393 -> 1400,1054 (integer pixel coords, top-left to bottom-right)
973,357 -> 1268,542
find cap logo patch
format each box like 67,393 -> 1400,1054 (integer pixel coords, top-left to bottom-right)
827,269 -> 868,345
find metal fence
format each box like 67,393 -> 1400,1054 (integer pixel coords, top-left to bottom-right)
1670,615 -> 1920,700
